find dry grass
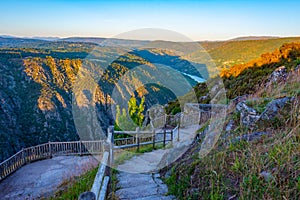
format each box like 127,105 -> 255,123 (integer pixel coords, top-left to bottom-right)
162,71 -> 300,199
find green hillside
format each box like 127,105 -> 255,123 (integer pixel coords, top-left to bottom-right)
162,42 -> 300,199
193,37 -> 300,68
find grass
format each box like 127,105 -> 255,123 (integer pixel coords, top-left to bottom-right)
108,169 -> 120,200
245,98 -> 272,114
162,90 -> 299,199
46,166 -> 98,200
164,126 -> 299,199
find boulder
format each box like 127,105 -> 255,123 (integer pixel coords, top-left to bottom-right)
199,95 -> 209,103
236,102 -> 260,128
266,66 -> 287,86
260,97 -> 291,120
228,95 -> 248,111
234,131 -> 270,142
225,119 -> 235,133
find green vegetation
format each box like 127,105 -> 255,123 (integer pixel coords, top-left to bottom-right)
164,116 -> 299,199
128,96 -> 145,127
245,98 -> 272,114
162,42 -> 300,200
115,95 -> 145,134
47,166 -> 98,200
166,42 -> 300,115
195,37 -> 300,68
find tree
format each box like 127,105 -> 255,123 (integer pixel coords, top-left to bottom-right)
115,96 -> 145,131
128,96 -> 145,127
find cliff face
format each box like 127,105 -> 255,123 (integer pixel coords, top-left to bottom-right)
0,53 -> 79,161
0,46 -> 204,161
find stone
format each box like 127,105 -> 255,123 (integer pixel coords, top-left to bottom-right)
260,171 -> 275,182
236,102 -> 260,128
115,172 -> 175,200
266,66 -> 287,86
199,95 -> 209,103
78,192 -> 96,200
260,97 -> 291,120
228,95 -> 248,111
225,119 -> 235,132
231,95 -> 249,106
234,131 -> 270,142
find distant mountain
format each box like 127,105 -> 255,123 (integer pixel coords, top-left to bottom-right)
29,36 -> 61,41
194,37 -> 300,68
2,35 -> 300,68
229,36 -> 280,41
60,37 -> 149,47
60,37 -> 106,43
0,36 -> 50,47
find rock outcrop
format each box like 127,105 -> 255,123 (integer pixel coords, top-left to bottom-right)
260,97 -> 291,120
236,102 -> 260,128
266,66 -> 288,87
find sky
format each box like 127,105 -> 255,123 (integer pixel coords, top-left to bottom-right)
0,0 -> 299,41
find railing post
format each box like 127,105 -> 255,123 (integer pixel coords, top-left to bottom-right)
107,126 -> 114,168
136,127 -> 140,152
171,130 -> 173,145
21,148 -> 25,165
152,129 -> 155,150
79,191 -> 96,200
163,128 -> 166,148
79,141 -> 82,156
48,141 -> 52,158
177,117 -> 181,142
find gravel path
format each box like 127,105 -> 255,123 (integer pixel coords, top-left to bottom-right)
0,155 -> 100,200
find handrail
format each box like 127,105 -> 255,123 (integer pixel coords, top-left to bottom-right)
80,126 -> 114,200
91,152 -> 109,198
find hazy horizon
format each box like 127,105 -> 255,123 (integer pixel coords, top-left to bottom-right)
2,33 -> 299,42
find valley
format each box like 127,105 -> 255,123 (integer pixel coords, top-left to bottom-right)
0,35 -> 299,200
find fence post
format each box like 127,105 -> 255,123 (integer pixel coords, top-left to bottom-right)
136,127 -> 140,152
78,191 -> 96,200
48,141 -> 52,158
164,114 -> 167,127
107,126 -> 114,168
163,128 -> 166,148
152,129 -> 155,149
177,120 -> 180,142
170,130 -> 173,145
21,148 -> 26,165
79,141 -> 82,156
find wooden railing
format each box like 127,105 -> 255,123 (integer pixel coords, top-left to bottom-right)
0,140 -> 104,181
80,126 -> 114,200
114,127 -> 176,151
0,111 -> 201,199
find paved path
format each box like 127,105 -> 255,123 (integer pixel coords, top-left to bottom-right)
0,155 -> 100,200
115,125 -> 199,200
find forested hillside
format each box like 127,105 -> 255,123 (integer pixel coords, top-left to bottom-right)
194,37 -> 300,68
